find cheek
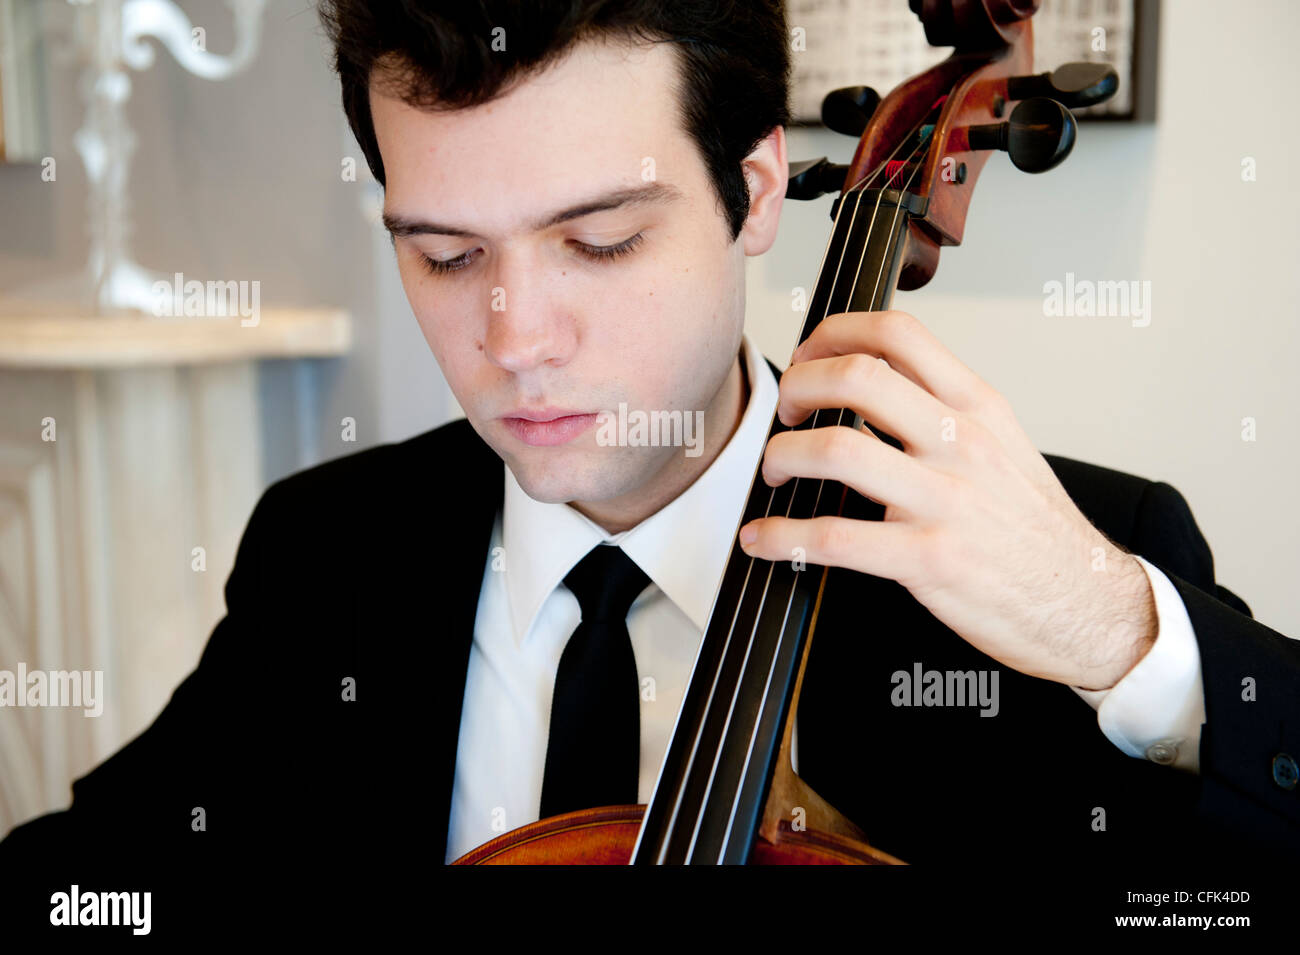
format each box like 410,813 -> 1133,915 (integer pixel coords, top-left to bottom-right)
632,274 -> 739,405
655,256 -> 740,353
399,262 -> 478,369
410,301 -> 449,364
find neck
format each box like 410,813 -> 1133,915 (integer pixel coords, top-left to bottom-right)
570,348 -> 750,535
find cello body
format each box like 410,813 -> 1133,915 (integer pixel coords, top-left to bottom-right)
454,805 -> 903,865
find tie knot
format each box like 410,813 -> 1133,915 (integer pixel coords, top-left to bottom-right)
563,545 -> 651,623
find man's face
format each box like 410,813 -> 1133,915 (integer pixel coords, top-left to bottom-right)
370,37 -> 784,508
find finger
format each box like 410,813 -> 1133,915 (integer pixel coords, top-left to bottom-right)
795,310 -> 1057,490
760,425 -> 945,515
776,352 -> 957,455
794,310 -> 999,415
738,514 -> 922,581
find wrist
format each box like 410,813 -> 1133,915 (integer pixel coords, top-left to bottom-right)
1074,551 -> 1157,691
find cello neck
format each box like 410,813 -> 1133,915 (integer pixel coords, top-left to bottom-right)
630,181 -> 919,864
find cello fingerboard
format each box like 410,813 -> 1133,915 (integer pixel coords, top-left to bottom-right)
632,185 -> 920,864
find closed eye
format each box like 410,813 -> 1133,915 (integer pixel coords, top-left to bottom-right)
419,249 -> 475,275
417,231 -> 646,277
573,231 -> 646,262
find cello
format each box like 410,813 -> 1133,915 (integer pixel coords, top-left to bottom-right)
454,0 -> 1117,865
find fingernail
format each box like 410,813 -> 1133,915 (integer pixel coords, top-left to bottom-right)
739,525 -> 757,547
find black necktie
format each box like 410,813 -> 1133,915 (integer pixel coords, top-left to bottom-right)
539,544 -> 651,818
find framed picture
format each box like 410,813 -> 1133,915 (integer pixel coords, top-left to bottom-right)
788,0 -> 1159,125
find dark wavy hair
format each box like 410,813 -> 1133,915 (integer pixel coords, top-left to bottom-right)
318,1 -> 791,240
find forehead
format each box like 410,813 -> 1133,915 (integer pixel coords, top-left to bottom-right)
370,37 -> 697,232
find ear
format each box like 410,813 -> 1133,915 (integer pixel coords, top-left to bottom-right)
739,125 -> 788,257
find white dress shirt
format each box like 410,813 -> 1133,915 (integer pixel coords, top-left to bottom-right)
443,334 -> 1206,862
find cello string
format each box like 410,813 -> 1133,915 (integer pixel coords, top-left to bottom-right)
668,113 -> 939,861
816,121 -> 935,505
648,182 -> 883,860
648,124 -> 928,861
711,141 -> 934,861
700,186 -> 894,859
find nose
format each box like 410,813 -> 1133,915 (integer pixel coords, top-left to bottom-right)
481,249 -> 577,374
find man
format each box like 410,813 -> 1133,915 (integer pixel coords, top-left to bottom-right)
3,0 -> 1297,896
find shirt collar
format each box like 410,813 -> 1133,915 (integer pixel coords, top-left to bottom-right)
501,334 -> 779,646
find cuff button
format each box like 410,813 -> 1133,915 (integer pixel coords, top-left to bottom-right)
1271,753 -> 1298,791
1145,739 -> 1180,765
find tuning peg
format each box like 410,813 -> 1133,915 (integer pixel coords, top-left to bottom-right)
786,156 -> 850,200
820,86 -> 881,137
1006,62 -> 1119,110
967,97 -> 1077,173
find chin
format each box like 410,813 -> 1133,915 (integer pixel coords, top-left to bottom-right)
507,445 -> 655,506
509,459 -> 613,505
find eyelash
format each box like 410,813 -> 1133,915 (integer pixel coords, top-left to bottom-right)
417,232 -> 646,276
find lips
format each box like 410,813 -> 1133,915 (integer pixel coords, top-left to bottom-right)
501,410 -> 598,447
504,407 -> 588,422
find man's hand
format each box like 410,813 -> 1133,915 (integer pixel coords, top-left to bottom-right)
738,310 -> 1157,691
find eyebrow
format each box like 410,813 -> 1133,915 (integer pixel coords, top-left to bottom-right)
381,181 -> 684,239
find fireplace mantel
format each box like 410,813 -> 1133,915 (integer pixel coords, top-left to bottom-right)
0,308 -> 350,367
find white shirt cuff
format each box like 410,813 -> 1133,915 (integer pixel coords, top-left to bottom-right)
1070,555 -> 1205,773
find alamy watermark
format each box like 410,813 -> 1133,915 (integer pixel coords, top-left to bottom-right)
49,885 -> 150,935
891,662 -> 1000,717
0,663 -> 103,717
1043,272 -> 1151,327
150,271 -> 260,326
595,402 -> 705,457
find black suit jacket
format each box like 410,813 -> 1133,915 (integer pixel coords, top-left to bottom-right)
4,361 -> 1299,886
